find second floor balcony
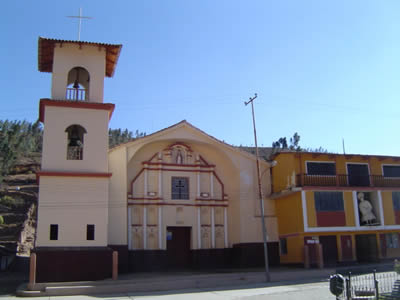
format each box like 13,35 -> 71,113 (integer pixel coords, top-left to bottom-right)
297,174 -> 400,188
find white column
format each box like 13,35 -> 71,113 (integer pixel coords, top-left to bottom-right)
224,207 -> 228,248
158,169 -> 162,197
143,206 -> 147,249
197,207 -> 201,249
353,191 -> 361,227
128,207 -> 132,250
158,206 -> 163,249
210,172 -> 214,198
211,207 -> 215,248
301,191 -> 308,231
197,172 -> 201,198
144,169 -> 148,196
378,190 -> 385,226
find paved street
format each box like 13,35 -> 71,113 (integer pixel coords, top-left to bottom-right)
1,280 -> 334,300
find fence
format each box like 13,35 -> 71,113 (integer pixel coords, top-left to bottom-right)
336,270 -> 399,299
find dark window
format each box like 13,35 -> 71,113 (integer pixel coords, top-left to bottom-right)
87,224 -> 95,240
393,192 -> 400,211
50,224 -> 58,240
383,166 -> 400,178
307,162 -> 336,175
315,192 -> 344,212
171,177 -> 189,200
347,164 -> 370,186
280,238 -> 288,255
386,233 -> 400,249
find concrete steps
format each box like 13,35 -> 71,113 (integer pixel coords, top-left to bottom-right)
16,268 -> 334,297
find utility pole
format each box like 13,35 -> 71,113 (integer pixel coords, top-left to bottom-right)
244,93 -> 270,282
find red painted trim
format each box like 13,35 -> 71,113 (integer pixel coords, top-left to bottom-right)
128,202 -> 228,207
163,142 -> 193,152
199,155 -> 210,166
37,171 -> 112,178
146,167 -> 214,172
129,168 -> 144,194
143,153 -> 159,164
128,197 -> 163,201
279,233 -> 300,239
316,211 -> 346,227
39,99 -> 115,123
130,154 -> 226,201
395,211 -> 400,225
143,162 -> 216,168
302,186 -> 400,191
212,171 -> 225,200
195,198 -> 225,202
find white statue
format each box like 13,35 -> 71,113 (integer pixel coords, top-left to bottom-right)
176,150 -> 183,164
358,192 -> 376,225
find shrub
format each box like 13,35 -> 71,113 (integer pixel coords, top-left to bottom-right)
0,215 -> 3,225
0,195 -> 16,207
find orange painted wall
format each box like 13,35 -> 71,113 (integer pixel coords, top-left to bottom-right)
344,191 -> 355,226
275,193 -> 303,235
382,191 -> 395,225
305,191 -> 316,227
272,154 -> 297,193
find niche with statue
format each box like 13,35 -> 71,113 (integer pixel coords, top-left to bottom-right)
357,191 -> 380,226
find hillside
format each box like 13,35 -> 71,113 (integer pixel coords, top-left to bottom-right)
0,155 -> 39,264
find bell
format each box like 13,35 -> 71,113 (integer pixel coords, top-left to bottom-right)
73,79 -> 79,89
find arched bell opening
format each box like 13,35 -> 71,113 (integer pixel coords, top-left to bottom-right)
66,67 -> 90,101
65,124 -> 87,160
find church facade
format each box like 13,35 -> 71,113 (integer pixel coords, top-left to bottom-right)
34,37 -> 279,282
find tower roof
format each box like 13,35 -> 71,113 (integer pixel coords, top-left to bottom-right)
38,37 -> 122,77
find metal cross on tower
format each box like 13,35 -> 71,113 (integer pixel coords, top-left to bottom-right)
67,8 -> 92,41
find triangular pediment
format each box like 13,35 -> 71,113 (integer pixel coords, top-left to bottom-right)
110,120 -> 270,167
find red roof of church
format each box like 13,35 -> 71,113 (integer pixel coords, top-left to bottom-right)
38,37 -> 122,77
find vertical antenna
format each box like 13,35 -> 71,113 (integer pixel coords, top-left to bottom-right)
342,138 -> 346,155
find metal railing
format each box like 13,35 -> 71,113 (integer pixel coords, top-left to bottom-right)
336,270 -> 400,300
66,88 -> 86,101
297,174 -> 400,188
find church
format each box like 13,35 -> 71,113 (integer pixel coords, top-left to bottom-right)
34,37 -> 279,282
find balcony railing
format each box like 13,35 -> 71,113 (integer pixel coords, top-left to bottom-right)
66,88 -> 86,101
296,174 -> 400,188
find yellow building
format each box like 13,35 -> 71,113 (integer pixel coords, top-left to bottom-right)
272,151 -> 400,267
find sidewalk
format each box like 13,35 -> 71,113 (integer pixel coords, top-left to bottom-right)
16,266 -> 335,297
15,261 -> 396,298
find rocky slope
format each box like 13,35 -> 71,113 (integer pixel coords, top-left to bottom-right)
0,158 -> 39,259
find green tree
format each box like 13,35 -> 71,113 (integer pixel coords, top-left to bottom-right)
108,128 -> 146,148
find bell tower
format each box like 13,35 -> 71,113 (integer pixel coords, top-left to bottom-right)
35,37 -> 122,282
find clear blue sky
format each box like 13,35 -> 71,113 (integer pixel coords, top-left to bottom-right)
2,1 -> 399,155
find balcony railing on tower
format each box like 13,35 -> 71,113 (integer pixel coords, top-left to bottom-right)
66,88 -> 86,101
296,174 -> 400,188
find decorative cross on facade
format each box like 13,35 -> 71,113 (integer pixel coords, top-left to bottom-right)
67,8 -> 92,41
172,177 -> 189,199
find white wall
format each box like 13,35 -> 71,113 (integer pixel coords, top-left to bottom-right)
51,43 -> 106,102
41,106 -> 109,172
36,176 -> 109,247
